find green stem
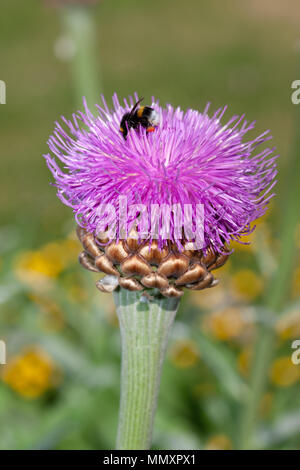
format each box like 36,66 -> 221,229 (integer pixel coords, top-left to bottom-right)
239,325 -> 275,449
113,288 -> 180,450
60,5 -> 100,107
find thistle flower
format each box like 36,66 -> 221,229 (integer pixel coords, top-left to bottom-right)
44,94 -> 278,449
45,93 -> 277,297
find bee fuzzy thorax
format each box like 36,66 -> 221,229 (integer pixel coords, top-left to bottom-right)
148,109 -> 159,126
137,107 -> 159,125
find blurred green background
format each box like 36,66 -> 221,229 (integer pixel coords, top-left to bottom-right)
0,0 -> 300,450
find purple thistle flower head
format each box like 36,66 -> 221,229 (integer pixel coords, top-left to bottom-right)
44,93 -> 277,254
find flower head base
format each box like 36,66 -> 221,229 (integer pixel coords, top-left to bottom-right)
76,226 -> 229,297
45,93 -> 277,256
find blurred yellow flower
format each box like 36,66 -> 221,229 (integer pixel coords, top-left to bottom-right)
188,264 -> 231,311
292,267 -> 300,298
231,269 -> 263,301
60,238 -> 81,263
270,356 -> 300,387
203,307 -> 247,341
15,249 -> 63,282
230,235 -> 253,252
230,217 -> 272,252
189,286 -> 228,311
14,238 -> 80,287
205,434 -> 233,450
276,309 -> 300,340
2,347 -> 60,399
169,339 -> 199,369
237,347 -> 253,377
259,392 -> 273,418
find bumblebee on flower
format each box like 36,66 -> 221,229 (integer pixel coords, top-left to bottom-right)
119,98 -> 160,139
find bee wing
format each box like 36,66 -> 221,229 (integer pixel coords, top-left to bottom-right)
129,97 -> 144,116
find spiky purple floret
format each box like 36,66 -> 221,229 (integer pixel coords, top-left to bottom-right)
44,93 -> 277,253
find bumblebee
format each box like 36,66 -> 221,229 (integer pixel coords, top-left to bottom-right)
120,98 -> 159,140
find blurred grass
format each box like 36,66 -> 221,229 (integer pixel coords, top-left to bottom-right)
0,0 -> 300,450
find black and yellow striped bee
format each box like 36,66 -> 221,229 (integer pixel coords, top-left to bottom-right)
120,98 -> 159,140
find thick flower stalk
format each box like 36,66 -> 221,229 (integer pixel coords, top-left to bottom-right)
114,289 -> 180,449
44,93 -> 277,449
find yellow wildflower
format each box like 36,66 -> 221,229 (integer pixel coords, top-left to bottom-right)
188,286 -> 228,311
14,238 -> 80,287
2,347 -> 60,399
230,235 -> 253,253
230,218 -> 272,253
259,392 -> 273,418
237,347 -> 253,377
292,267 -> 300,297
14,249 -> 63,288
169,340 -> 199,369
231,269 -> 263,301
60,238 -> 81,263
205,434 -> 233,450
270,356 -> 300,387
203,307 -> 246,341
